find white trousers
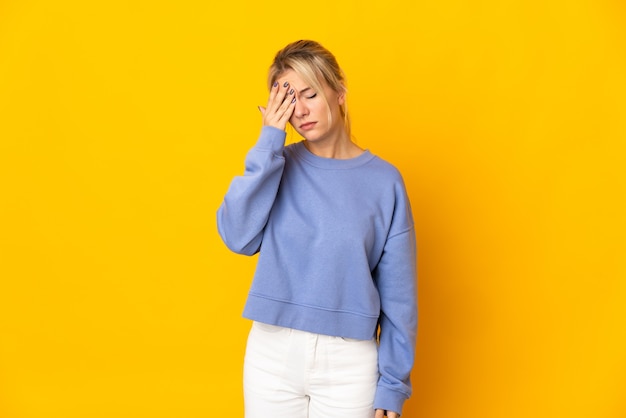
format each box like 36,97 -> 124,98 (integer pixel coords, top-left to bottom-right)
244,321 -> 379,418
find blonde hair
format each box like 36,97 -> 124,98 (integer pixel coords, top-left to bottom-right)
268,40 -> 351,138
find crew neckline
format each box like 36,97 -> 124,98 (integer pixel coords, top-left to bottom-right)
292,141 -> 375,170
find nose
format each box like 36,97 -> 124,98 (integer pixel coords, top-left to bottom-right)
293,98 -> 308,118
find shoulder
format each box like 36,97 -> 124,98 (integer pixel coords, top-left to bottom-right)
366,153 -> 406,185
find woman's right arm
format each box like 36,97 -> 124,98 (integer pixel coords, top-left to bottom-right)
216,126 -> 287,255
216,80 -> 296,255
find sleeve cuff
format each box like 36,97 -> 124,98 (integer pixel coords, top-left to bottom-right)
255,126 -> 287,154
374,385 -> 409,416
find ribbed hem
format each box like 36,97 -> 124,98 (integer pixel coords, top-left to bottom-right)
242,293 -> 379,340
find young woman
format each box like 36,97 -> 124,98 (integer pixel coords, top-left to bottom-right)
217,40 -> 417,418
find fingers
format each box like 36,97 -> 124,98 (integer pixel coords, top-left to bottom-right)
375,409 -> 399,418
261,80 -> 296,131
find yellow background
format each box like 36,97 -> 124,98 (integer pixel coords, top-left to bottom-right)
1,0 -> 625,417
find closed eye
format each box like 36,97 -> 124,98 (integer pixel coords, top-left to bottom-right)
307,93 -> 317,99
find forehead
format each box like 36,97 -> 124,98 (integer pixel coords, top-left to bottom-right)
276,69 -> 335,98
276,69 -> 309,88
274,68 -> 342,105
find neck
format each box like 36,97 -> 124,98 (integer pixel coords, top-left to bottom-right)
303,132 -> 363,159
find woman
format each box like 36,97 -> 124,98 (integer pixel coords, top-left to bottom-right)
217,40 -> 417,418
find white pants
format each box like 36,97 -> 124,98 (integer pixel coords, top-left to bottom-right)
244,321 -> 379,418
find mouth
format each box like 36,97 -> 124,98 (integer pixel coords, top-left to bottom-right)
299,122 -> 317,130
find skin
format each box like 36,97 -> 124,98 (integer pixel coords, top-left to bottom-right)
258,69 -> 401,418
259,69 -> 363,159
375,410 -> 400,418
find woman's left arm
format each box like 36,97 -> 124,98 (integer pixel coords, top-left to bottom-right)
372,182 -> 418,416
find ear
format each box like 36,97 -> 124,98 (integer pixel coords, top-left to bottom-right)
337,89 -> 346,106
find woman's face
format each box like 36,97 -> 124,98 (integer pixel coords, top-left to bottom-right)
276,69 -> 345,144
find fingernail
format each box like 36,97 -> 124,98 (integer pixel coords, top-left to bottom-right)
273,81 -> 278,87
283,82 -> 289,87
289,89 -> 294,95
291,97 -> 296,103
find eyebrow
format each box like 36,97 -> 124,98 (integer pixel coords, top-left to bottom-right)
299,87 -> 313,94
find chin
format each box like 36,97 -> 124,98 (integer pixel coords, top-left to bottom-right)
301,130 -> 325,142
303,135 -> 323,143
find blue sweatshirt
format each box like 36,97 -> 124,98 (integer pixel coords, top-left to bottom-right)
217,126 -> 417,414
